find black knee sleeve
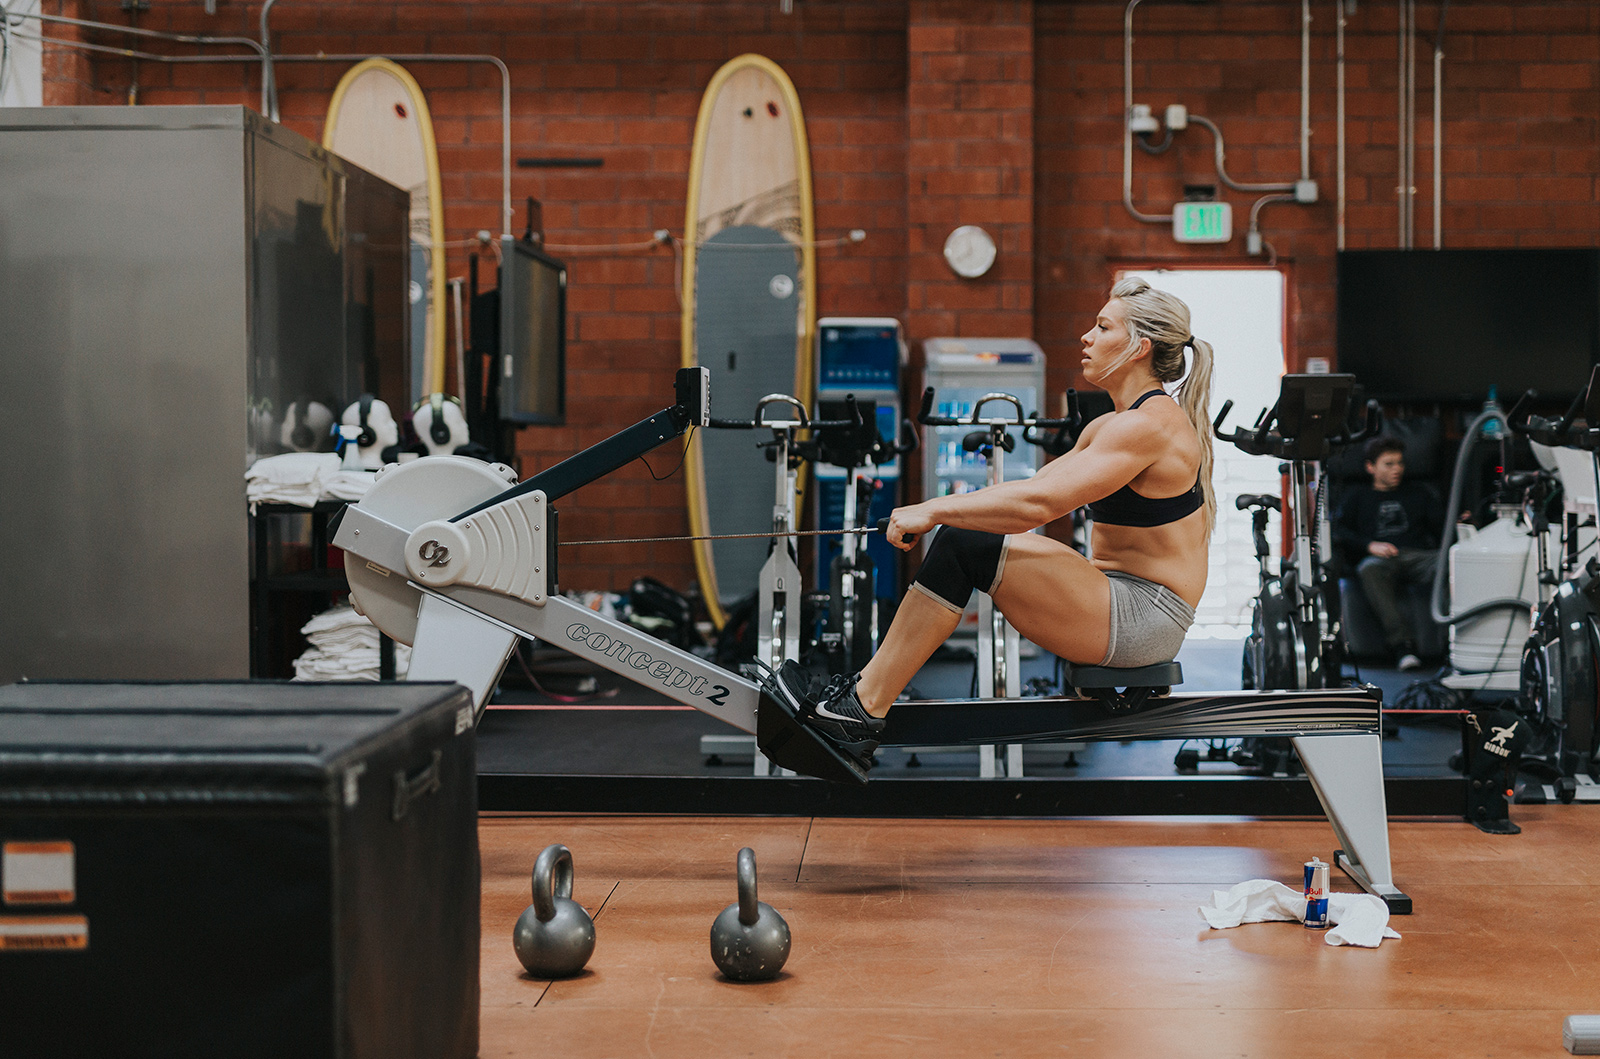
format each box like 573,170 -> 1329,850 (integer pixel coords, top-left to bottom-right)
911,528 -> 1006,612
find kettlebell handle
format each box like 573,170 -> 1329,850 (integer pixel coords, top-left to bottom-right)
737,847 -> 759,926
532,843 -> 575,922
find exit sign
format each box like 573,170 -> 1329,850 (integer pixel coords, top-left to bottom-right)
1172,201 -> 1232,244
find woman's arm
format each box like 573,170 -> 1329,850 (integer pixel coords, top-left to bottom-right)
884,412 -> 1167,545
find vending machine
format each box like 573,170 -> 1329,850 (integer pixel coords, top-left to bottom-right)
812,318 -> 906,602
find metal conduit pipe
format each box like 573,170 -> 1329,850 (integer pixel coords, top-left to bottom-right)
1433,0 -> 1451,249
1396,0 -> 1404,245
275,53 -> 513,239
260,0 -> 277,120
1246,192 -> 1298,256
1125,0 -> 1315,224
1187,115 -> 1296,194
1397,0 -> 1415,248
1300,0 -> 1311,179
1122,0 -> 1170,223
1407,0 -> 1416,246
4,8 -> 264,55
1336,0 -> 1347,249
13,31 -> 513,239
10,30 -> 254,64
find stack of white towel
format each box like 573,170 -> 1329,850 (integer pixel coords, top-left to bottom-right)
246,453 -> 376,511
292,605 -> 410,681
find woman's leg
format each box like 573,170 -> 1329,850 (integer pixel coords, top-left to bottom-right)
854,589 -> 963,716
990,533 -> 1112,666
855,533 -> 1112,716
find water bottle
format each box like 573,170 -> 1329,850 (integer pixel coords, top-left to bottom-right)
1481,386 -> 1504,439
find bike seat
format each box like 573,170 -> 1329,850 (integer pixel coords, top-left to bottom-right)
1061,661 -> 1183,689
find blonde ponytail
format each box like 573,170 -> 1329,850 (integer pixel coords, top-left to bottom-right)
1176,336 -> 1216,539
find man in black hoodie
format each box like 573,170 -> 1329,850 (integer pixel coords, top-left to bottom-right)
1333,435 -> 1442,671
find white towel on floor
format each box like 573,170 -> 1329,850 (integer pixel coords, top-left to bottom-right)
1197,879 -> 1400,948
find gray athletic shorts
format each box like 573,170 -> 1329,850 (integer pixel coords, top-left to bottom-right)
1100,571 -> 1195,667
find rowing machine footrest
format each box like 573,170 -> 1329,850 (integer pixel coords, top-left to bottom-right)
755,687 -> 871,786
1062,661 -> 1183,712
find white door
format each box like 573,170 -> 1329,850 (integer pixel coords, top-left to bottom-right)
0,3 -> 44,108
1120,268 -> 1288,640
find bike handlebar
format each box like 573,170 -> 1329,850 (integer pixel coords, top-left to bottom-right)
1213,393 -> 1381,460
916,386 -> 1076,430
707,392 -> 864,434
1506,387 -> 1600,450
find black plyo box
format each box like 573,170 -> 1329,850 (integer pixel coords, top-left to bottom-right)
0,681 -> 480,1059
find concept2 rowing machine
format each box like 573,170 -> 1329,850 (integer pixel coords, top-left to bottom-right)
329,367 -> 1410,911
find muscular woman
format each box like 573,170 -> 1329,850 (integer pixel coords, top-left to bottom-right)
774,277 -> 1216,768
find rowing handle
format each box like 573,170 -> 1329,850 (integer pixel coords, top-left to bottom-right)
876,517 -> 917,547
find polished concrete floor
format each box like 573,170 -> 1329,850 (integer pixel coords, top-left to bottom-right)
479,808 -> 1600,1058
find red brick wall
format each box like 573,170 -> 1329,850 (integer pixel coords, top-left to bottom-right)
40,1 -> 94,105
1036,0 -> 1600,399
906,0 -> 1034,341
49,0 -> 1600,596
70,0 -> 907,596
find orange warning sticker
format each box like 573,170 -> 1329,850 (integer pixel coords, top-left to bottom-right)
3,841 -> 76,906
0,914 -> 89,951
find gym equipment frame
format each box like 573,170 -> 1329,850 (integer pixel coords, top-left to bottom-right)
332,368 -> 1411,912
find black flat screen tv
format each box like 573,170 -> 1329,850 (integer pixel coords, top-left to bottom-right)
1336,248 -> 1600,403
497,236 -> 566,425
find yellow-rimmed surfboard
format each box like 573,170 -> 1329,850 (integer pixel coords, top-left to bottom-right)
682,54 -> 816,628
324,58 -> 447,401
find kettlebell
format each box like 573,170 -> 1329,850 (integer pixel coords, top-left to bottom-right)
709,847 -> 790,981
512,844 -> 595,978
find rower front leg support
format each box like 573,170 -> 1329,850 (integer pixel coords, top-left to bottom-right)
1293,733 -> 1412,914
406,592 -> 519,721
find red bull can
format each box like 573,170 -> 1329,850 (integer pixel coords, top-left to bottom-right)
1303,857 -> 1330,929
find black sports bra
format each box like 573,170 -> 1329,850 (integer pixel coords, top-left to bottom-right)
1086,390 -> 1203,528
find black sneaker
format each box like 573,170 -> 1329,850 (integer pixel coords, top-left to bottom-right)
806,673 -> 887,744
773,664 -> 885,739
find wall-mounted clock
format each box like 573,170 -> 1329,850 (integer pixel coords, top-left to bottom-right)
942,225 -> 997,279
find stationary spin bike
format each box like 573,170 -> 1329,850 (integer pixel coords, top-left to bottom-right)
1214,374 -> 1379,772
702,395 -> 866,774
330,366 -> 1410,911
916,388 -> 1081,777
1508,379 -> 1600,788
703,394 -> 865,674
809,397 -> 916,675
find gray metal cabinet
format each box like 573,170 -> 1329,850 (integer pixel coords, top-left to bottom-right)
0,106 -> 408,682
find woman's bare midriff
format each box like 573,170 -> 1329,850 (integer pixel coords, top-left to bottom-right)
1088,511 -> 1209,608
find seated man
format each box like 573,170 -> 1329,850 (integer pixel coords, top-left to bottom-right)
1333,435 -> 1443,671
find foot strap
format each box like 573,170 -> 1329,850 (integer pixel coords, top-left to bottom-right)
755,683 -> 873,785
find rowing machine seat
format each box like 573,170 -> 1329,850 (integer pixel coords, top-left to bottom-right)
1061,660 -> 1183,711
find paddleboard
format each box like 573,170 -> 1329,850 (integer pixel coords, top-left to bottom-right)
682,54 -> 816,627
324,58 -> 447,402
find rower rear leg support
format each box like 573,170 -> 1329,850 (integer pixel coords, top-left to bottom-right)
407,591 -> 519,721
1293,733 -> 1412,914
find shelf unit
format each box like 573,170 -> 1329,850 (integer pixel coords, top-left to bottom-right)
249,502 -> 394,680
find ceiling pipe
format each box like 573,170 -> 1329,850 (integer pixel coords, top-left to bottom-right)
15,28 -> 513,239
1123,0 -> 1171,223
1432,0 -> 1451,249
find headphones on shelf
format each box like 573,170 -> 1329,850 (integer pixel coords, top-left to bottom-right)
415,393 -> 464,447
355,393 -> 378,448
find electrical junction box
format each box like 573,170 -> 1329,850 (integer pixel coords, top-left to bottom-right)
1172,201 -> 1232,244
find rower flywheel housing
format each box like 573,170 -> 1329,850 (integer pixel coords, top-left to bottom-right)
342,457 -> 518,645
